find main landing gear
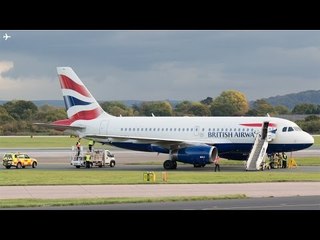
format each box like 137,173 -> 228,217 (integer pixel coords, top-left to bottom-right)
163,160 -> 177,169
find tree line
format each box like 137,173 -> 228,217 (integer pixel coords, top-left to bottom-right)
1,90 -> 320,135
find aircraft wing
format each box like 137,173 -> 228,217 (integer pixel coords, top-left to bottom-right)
84,134 -> 232,149
33,123 -> 85,131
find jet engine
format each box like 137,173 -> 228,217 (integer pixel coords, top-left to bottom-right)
170,145 -> 218,168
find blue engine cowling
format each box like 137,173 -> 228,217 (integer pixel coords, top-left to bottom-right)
171,146 -> 218,165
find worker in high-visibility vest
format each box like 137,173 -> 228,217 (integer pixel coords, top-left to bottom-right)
85,152 -> 92,168
88,140 -> 95,152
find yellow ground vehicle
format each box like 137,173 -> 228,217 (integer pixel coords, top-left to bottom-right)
2,153 -> 38,169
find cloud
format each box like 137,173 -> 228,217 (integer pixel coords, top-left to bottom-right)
0,61 -> 14,74
0,60 -> 60,100
0,61 -> 18,90
1,30 -> 320,102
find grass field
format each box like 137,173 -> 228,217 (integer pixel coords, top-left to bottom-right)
314,135 -> 320,146
0,136 -> 92,148
0,195 -> 247,208
0,170 -> 319,185
0,135 -> 319,148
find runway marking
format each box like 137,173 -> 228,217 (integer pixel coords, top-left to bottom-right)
203,203 -> 320,210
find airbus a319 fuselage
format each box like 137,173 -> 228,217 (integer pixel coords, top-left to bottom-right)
38,67 -> 314,170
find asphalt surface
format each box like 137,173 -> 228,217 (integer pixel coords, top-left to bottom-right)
0,148 -> 319,210
0,148 -> 319,172
8,195 -> 320,210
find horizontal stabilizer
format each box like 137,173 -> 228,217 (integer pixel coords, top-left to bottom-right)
33,123 -> 85,131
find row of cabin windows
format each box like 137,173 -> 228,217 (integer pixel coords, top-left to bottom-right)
120,127 -> 258,132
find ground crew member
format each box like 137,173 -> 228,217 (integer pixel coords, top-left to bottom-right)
282,152 -> 288,168
214,156 -> 220,172
88,139 -> 95,152
85,151 -> 92,168
76,139 -> 81,157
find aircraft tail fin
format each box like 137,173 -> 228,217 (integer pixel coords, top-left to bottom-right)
56,67 -> 113,121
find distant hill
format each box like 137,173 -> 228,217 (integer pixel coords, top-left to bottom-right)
3,90 -> 319,110
252,90 -> 320,110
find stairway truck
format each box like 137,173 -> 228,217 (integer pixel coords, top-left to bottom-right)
70,149 -> 116,168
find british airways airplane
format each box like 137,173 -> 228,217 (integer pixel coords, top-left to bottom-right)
38,67 -> 314,170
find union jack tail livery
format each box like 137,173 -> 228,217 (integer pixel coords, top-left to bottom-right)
57,67 -> 112,120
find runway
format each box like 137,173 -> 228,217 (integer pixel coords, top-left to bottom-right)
9,195 -> 320,210
0,148 -> 318,171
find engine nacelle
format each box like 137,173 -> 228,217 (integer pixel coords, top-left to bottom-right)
171,146 -> 218,165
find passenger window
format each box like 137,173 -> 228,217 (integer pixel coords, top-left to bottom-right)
282,127 -> 287,132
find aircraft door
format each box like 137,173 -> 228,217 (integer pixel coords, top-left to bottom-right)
99,120 -> 109,135
261,121 -> 269,140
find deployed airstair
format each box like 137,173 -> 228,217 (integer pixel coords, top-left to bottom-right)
246,122 -> 271,171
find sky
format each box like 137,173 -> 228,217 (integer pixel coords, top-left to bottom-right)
1,30 -> 320,102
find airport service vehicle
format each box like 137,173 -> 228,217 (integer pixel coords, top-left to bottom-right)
35,67 -> 314,171
70,149 -> 116,168
2,152 -> 38,169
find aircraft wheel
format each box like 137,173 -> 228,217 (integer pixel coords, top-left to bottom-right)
163,160 -> 172,170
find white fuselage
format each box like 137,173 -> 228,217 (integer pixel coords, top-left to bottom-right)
71,116 -> 314,158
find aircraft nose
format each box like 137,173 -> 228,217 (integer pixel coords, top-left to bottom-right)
303,132 -> 314,146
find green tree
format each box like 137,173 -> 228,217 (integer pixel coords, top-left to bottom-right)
274,105 -> 290,114
35,105 -> 67,122
292,103 -> 318,114
139,101 -> 173,116
189,102 -> 210,116
210,90 -> 249,116
100,101 -> 134,116
200,97 -> 213,105
0,106 -> 15,123
3,100 -> 38,120
175,101 -> 193,116
249,99 -> 275,116
304,115 -> 320,121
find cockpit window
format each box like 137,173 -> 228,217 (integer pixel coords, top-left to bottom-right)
293,127 -> 302,131
282,127 -> 287,132
288,127 -> 294,132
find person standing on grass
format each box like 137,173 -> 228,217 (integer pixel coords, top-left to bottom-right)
214,156 -> 220,172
